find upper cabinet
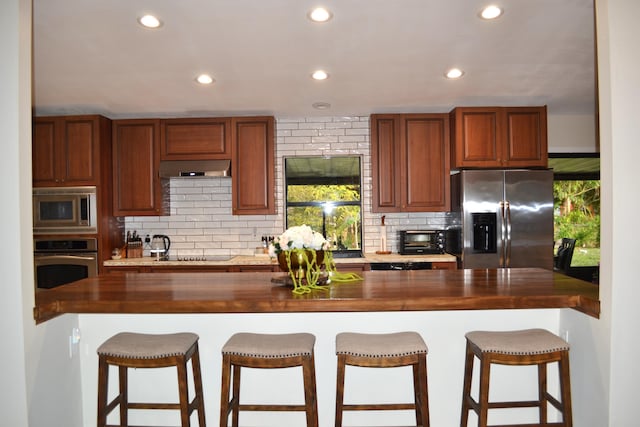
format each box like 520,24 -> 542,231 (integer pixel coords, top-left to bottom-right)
112,119 -> 169,216
450,106 -> 548,169
160,117 -> 231,160
33,115 -> 111,187
371,114 -> 450,212
231,116 -> 275,215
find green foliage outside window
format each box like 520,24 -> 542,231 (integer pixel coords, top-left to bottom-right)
287,185 -> 361,251
553,180 -> 600,266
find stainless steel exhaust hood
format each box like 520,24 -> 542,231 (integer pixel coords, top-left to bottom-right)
159,160 -> 231,178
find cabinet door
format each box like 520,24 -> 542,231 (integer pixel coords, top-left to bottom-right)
503,106 -> 548,167
450,107 -> 502,168
33,116 -> 100,186
63,117 -> 99,184
231,116 -> 275,215
161,118 -> 231,160
401,114 -> 450,211
32,118 -> 58,184
112,120 -> 168,216
371,115 -> 402,212
371,114 -> 450,212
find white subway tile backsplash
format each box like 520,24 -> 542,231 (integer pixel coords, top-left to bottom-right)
125,115 -> 453,257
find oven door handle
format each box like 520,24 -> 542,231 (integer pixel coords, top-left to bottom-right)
34,254 -> 97,261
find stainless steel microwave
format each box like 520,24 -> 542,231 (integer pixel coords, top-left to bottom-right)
399,230 -> 446,254
33,186 -> 97,234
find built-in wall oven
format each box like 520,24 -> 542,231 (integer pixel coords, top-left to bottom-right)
34,238 -> 98,289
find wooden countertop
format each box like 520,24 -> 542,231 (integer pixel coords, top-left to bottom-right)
103,252 -> 457,267
34,268 -> 600,323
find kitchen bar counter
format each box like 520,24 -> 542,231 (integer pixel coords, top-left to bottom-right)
34,268 -> 599,323
103,252 -> 458,267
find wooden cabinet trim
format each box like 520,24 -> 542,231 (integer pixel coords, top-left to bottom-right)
160,117 -> 231,160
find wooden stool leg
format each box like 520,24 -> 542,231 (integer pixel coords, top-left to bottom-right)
231,364 -> 241,427
537,362 -> 548,423
334,354 -> 346,427
219,355 -> 231,427
97,357 -> 109,427
460,343 -> 474,427
176,356 -> 190,427
559,351 -> 573,427
413,356 -> 430,427
118,366 -> 128,427
302,354 -> 319,427
191,346 -> 206,427
477,356 -> 491,427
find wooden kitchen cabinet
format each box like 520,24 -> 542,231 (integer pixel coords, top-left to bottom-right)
160,117 -> 231,160
371,114 -> 450,212
450,106 -> 548,169
112,119 -> 169,216
33,115 -> 111,186
231,116 -> 275,215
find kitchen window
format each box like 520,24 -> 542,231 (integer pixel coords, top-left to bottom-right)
284,156 -> 362,257
549,153 -> 600,282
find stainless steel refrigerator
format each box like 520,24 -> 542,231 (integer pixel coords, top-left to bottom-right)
450,169 -> 554,269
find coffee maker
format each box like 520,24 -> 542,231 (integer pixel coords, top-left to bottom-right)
150,235 -> 171,260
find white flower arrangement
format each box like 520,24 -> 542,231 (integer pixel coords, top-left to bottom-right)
268,224 -> 330,257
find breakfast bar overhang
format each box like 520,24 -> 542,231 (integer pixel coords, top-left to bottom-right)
34,268 -> 600,322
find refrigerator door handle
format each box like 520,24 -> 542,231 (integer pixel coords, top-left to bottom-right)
505,200 -> 512,267
499,201 -> 506,267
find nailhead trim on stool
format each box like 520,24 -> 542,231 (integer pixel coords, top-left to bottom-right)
460,328 -> 572,427
335,332 -> 430,427
97,332 -> 206,427
219,332 -> 318,427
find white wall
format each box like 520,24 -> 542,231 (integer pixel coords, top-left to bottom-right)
0,0 -> 30,424
547,113 -> 598,152
595,0 -> 640,425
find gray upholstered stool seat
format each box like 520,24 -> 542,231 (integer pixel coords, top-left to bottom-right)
221,332 -> 315,358
465,329 -> 570,355
335,331 -> 430,427
97,332 -> 199,358
336,331 -> 428,357
461,328 -> 572,427
219,332 -> 318,427
97,332 -> 205,427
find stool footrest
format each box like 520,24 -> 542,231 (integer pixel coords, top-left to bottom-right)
238,403 -> 309,411
343,403 -> 416,411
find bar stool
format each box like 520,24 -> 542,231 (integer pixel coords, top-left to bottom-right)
460,328 -> 572,427
335,331 -> 430,427
219,332 -> 318,427
97,332 -> 206,427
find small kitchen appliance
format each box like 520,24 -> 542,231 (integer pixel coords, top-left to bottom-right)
399,230 -> 446,255
150,235 -> 171,260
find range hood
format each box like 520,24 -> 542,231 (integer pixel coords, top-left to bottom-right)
159,160 -> 231,178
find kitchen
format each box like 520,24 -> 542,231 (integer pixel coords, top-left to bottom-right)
6,2 -> 640,427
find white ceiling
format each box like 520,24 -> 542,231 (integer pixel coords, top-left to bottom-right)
32,0 -> 596,119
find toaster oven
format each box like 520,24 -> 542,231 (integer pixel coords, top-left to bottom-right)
399,230 -> 446,255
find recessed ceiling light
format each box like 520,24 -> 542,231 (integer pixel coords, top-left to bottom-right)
138,14 -> 163,29
195,74 -> 214,85
312,70 -> 329,80
312,102 -> 331,110
480,5 -> 503,20
309,7 -> 332,23
445,68 -> 464,79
